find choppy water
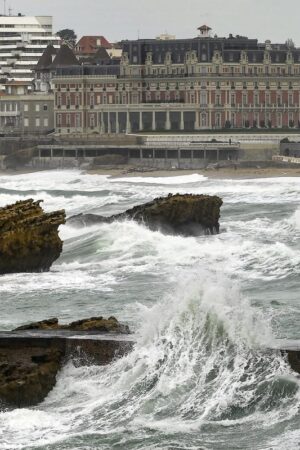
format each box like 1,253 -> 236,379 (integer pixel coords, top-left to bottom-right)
0,170 -> 299,450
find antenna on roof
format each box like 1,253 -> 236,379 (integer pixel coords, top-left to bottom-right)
3,0 -> 6,15
8,6 -> 12,16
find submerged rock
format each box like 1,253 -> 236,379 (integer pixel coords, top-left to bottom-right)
68,193 -> 223,236
0,199 -> 65,274
14,316 -> 130,334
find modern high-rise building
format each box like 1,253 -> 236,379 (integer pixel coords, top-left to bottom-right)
0,14 -> 60,84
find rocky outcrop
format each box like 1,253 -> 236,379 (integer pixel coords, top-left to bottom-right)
14,316 -> 130,334
0,342 -> 63,407
68,193 -> 223,236
0,317 -> 132,408
0,199 -> 65,274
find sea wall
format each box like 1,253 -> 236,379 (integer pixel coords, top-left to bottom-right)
238,142 -> 279,161
0,133 -> 294,171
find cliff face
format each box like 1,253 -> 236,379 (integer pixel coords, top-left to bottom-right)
0,199 -> 66,274
68,194 -> 223,236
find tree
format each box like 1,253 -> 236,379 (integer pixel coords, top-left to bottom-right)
56,29 -> 77,48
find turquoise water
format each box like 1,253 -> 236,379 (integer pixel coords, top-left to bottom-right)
0,170 -> 299,449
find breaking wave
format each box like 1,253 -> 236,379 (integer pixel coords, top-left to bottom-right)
0,170 -> 299,449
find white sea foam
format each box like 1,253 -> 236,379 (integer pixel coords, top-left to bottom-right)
111,173 -> 207,185
1,271 -> 296,449
0,170 -> 299,449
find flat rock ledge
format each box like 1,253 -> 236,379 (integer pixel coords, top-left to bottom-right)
68,193 -> 223,236
0,317 -> 132,408
15,316 -> 130,334
0,199 -> 66,274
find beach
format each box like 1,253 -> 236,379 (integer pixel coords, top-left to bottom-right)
2,164 -> 300,180
88,165 -> 300,179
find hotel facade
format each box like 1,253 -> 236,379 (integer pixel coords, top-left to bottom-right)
53,26 -> 300,134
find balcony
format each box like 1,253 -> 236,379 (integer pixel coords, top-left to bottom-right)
143,99 -> 184,104
0,111 -> 20,117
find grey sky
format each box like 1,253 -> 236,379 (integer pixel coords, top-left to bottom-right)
4,0 -> 300,45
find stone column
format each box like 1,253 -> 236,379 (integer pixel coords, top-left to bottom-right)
152,109 -> 156,131
115,111 -> 120,134
100,111 -> 105,134
126,110 -> 131,134
208,111 -> 212,128
180,110 -> 184,130
139,111 -> 143,131
165,109 -> 171,130
107,111 -> 111,134
194,111 -> 200,130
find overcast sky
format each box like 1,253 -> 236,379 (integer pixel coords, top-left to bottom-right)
4,0 -> 300,45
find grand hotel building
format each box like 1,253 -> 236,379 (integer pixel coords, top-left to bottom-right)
53,26 -> 300,134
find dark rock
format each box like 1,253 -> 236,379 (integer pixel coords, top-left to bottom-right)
68,193 -> 223,236
15,318 -> 59,331
0,199 -> 66,274
15,316 -> 130,334
0,344 -> 63,407
0,316 -> 132,408
282,350 -> 300,375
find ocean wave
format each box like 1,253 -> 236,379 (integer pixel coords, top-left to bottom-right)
1,272 -> 297,450
110,173 -> 207,185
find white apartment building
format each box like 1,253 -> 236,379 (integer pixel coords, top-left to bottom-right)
0,14 -> 60,83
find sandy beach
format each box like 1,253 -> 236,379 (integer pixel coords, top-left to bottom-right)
87,166 -> 300,179
1,166 -> 300,179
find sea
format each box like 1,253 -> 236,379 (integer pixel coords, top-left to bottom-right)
0,170 -> 299,450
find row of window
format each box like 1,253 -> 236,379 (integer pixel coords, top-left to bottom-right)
56,111 -> 298,129
0,103 -> 49,112
23,117 -> 49,127
57,113 -> 81,127
56,83 -> 300,95
140,65 -> 299,75
23,103 -> 48,112
56,91 -> 300,106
